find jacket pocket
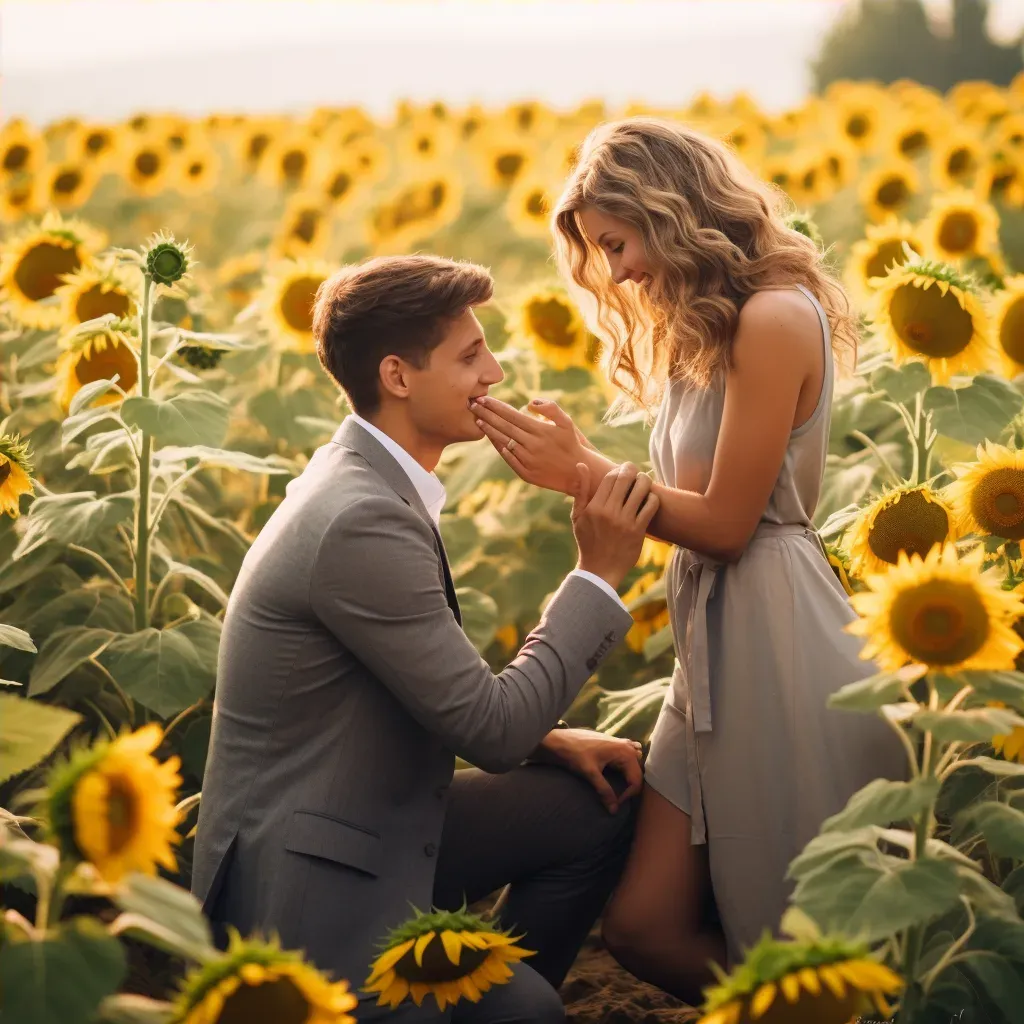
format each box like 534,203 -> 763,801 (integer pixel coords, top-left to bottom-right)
284,810 -> 381,877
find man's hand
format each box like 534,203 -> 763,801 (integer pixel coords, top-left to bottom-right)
535,728 -> 644,814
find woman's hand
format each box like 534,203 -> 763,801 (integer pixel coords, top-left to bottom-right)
470,396 -> 615,495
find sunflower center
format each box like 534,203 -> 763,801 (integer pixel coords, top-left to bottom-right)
889,280 -> 974,358
85,131 -> 109,155
890,579 -> 990,666
75,337 -> 140,392
75,284 -> 131,324
292,211 -> 320,245
279,277 -> 322,333
867,490 -> 950,565
876,176 -> 909,209
3,144 -> 30,172
527,299 -> 577,347
135,151 -> 161,177
937,212 -> 978,254
14,241 -> 82,302
494,152 -> 525,184
971,467 -> 1024,539
54,169 -> 82,195
846,113 -> 870,139
248,133 -> 271,162
866,240 -> 912,280
0,461 -> 11,487
187,159 -> 205,179
394,939 -> 491,984
947,147 -> 976,180
282,150 -> 307,181
998,296 -> 1024,368
526,191 -> 548,217
899,130 -> 929,156
105,776 -> 139,855
328,172 -> 352,199
216,975 -> 311,1024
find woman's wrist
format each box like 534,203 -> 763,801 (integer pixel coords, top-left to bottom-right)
581,447 -> 618,499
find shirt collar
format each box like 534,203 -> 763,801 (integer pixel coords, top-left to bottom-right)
349,415 -> 447,525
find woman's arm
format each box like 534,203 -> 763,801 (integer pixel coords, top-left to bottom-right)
645,292 -> 821,561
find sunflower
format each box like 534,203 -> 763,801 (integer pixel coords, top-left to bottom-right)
123,135 -> 171,197
697,931 -> 902,1024
0,434 -> 34,519
890,115 -> 937,160
368,173 -> 464,254
0,120 -> 43,178
259,258 -> 335,352
932,132 -> 985,189
871,258 -> 993,385
833,90 -> 889,152
858,159 -> 919,223
990,275 -> 1024,376
639,537 -> 674,568
845,219 -> 923,306
946,441 -> 1024,542
56,323 -> 140,412
317,157 -> 363,212
346,134 -> 391,185
787,154 -> 832,208
397,115 -> 458,166
621,572 -> 670,654
174,930 -> 357,1024
176,142 -> 222,196
0,211 -> 105,329
499,100 -> 557,137
45,724 -> 181,883
56,260 -> 138,333
921,189 -> 1002,266
475,131 -> 533,190
979,156 -> 1024,208
68,122 -> 119,166
846,485 -> 956,577
0,179 -> 36,224
505,174 -> 554,240
507,286 -> 593,371
364,907 -> 532,1011
848,543 -> 1024,672
991,699 -> 1024,763
215,250 -> 265,311
38,161 -> 97,212
261,132 -> 316,190
234,117 -> 282,171
271,192 -> 332,259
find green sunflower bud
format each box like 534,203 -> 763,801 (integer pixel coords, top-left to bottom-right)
785,211 -> 823,248
144,232 -> 193,285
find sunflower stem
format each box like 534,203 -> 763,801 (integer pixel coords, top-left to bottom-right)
134,274 -> 154,632
66,543 -> 133,602
850,430 -> 903,487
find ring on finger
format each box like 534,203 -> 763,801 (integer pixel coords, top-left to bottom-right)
506,438 -> 518,454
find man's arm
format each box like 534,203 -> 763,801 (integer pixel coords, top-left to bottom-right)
310,495 -> 633,773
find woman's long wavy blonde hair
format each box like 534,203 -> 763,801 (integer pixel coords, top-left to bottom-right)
552,117 -> 858,412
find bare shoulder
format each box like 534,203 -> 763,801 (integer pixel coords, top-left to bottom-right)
731,288 -> 822,373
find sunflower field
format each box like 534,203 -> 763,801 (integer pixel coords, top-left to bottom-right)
4,73 -> 1024,1023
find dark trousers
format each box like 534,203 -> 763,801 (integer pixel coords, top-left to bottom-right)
424,762 -> 636,1024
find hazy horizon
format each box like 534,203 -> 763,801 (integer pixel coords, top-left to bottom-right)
4,0 -> 1024,125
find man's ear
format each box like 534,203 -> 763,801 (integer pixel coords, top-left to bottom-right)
378,354 -> 411,400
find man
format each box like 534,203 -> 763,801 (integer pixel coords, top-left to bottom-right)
191,254 -> 659,1022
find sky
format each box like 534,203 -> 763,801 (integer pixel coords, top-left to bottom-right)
3,0 -> 1024,125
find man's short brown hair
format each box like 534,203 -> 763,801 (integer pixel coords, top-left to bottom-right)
312,254 -> 494,415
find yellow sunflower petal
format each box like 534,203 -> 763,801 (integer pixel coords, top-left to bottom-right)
749,981 -> 777,1018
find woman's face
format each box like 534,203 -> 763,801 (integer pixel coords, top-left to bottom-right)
579,206 -> 654,288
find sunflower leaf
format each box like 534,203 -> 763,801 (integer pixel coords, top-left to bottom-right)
0,694 -> 80,784
958,801 -> 1024,860
110,874 -> 215,962
924,375 -> 1024,446
455,586 -> 498,653
151,445 -> 293,475
12,491 -> 135,561
915,707 -> 1024,742
827,670 -> 910,711
68,377 -> 125,418
0,916 -> 127,1024
956,671 -> 1024,712
121,391 -> 231,448
61,403 -> 126,448
822,776 -> 941,832
869,362 -> 932,406
28,626 -> 115,697
0,622 -> 36,652
642,622 -> 675,661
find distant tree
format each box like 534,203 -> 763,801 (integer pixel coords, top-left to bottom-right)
812,0 -> 1023,93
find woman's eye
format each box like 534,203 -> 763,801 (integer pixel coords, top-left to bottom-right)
611,242 -> 624,254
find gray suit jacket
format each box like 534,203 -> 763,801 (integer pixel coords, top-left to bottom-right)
191,416 -> 633,996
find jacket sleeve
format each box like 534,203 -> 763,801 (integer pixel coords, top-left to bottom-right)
309,495 -> 634,773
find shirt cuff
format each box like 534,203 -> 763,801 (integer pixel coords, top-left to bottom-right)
569,569 -> 629,612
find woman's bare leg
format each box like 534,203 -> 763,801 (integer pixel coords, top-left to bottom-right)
601,783 -> 726,1005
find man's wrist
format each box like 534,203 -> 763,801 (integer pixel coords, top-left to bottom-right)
575,561 -> 626,592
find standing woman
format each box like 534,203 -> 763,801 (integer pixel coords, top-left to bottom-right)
470,117 -> 906,1002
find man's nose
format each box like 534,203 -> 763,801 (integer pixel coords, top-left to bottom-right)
481,353 -> 504,385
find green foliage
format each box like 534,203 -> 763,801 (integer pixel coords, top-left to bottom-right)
812,0 -> 1024,92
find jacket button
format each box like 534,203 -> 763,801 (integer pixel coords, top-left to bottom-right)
424,842 -> 437,857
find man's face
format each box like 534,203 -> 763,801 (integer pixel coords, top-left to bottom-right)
406,308 -> 504,445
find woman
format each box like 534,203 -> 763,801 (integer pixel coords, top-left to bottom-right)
469,117 -> 905,1002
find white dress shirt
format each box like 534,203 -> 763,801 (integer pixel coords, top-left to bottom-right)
349,416 -> 627,611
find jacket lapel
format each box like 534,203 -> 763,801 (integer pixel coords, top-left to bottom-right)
332,418 -> 461,626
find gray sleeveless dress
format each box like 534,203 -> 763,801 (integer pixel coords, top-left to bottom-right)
645,285 -> 906,965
